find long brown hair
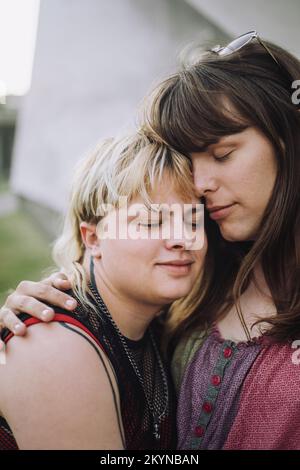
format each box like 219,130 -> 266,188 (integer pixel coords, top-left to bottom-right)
143,39 -> 300,350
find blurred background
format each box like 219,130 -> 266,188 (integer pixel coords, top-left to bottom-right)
0,0 -> 299,304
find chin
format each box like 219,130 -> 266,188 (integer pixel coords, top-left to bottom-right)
160,288 -> 191,302
219,222 -> 256,242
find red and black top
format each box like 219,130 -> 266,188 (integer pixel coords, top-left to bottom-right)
0,290 -> 177,450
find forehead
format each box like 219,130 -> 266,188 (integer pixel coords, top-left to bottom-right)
145,177 -> 198,205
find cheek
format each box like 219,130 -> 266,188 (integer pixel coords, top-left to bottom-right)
123,239 -> 161,260
102,239 -> 160,270
229,146 -> 276,203
240,162 -> 276,211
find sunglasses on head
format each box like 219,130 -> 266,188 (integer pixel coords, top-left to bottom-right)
211,30 -> 299,109
211,30 -> 279,65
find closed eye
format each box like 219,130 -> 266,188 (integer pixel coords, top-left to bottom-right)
138,221 -> 161,228
213,150 -> 234,162
138,212 -> 162,228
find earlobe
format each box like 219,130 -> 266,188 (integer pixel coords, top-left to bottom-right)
80,222 -> 101,258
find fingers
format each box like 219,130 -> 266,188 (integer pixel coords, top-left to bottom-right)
48,273 -> 72,291
5,294 -> 57,319
42,272 -> 72,291
0,279 -> 77,336
0,307 -> 27,336
11,281 -> 77,311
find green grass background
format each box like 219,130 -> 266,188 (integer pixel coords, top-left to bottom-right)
0,211 -> 53,305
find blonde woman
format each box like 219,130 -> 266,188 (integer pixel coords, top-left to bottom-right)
0,133 -> 206,450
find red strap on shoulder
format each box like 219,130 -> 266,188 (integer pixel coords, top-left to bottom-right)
4,313 -> 105,353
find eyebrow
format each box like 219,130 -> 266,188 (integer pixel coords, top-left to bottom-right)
127,206 -> 160,222
193,135 -> 240,154
210,139 -> 237,149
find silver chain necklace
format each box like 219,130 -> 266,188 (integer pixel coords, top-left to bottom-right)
88,281 -> 169,441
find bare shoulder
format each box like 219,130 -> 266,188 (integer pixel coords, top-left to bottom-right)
0,321 -> 124,449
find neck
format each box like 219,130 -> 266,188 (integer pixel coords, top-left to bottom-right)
87,260 -> 164,341
217,262 -> 277,342
251,263 -> 271,294
241,263 -> 276,332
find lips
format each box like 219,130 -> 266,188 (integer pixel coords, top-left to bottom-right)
207,204 -> 235,213
156,259 -> 194,275
207,203 -> 236,221
156,260 -> 194,266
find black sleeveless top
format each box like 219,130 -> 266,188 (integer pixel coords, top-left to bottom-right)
0,289 -> 177,450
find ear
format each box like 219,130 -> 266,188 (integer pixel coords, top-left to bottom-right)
80,222 -> 101,258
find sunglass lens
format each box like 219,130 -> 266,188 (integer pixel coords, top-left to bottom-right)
218,32 -> 255,56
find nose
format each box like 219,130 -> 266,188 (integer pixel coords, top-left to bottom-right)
192,158 -> 219,198
164,238 -> 185,250
164,236 -> 194,251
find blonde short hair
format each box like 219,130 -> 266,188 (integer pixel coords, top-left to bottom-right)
52,131 -> 196,310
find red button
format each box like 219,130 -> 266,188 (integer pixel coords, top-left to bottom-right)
195,426 -> 204,437
202,402 -> 213,413
211,374 -> 221,386
223,346 -> 232,358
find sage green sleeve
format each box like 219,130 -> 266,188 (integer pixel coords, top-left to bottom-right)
171,328 -> 208,397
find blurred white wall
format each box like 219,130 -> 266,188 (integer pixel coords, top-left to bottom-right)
11,0 -> 299,222
186,0 -> 300,57
11,0 -> 228,217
